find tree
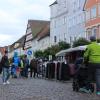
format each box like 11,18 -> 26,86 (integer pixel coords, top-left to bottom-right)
34,50 -> 43,58
43,45 -> 60,59
58,41 -> 70,50
73,38 -> 90,47
34,41 -> 70,59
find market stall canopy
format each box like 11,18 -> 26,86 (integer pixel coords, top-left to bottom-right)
56,45 -> 87,57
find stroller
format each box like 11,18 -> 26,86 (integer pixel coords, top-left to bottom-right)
72,57 -> 94,93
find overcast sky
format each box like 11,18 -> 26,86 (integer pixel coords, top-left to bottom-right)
0,0 -> 55,47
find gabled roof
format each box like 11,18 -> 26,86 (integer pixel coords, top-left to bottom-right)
37,24 -> 50,41
50,1 -> 57,6
9,35 -> 26,52
28,20 -> 50,38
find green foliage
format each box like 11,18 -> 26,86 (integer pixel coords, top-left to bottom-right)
58,41 -> 70,50
34,50 -> 43,58
34,41 -> 70,59
73,38 -> 90,47
43,45 -> 60,59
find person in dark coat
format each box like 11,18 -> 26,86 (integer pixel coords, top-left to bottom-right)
0,61 -> 2,74
1,50 -> 10,85
30,58 -> 38,78
23,55 -> 29,78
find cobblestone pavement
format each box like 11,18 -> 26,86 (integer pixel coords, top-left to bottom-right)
0,78 -> 100,100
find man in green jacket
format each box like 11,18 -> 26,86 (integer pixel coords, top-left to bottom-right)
84,36 -> 100,95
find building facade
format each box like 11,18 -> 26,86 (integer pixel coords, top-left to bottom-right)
32,23 -> 50,53
24,20 -> 50,57
50,0 -> 68,45
84,0 -> 100,39
50,0 -> 86,46
8,35 -> 25,58
67,0 -> 86,45
36,25 -> 50,51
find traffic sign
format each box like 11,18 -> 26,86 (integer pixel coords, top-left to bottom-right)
27,50 -> 32,55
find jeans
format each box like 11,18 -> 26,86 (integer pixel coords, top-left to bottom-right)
2,67 -> 10,83
23,67 -> 28,77
96,68 -> 100,92
11,65 -> 17,77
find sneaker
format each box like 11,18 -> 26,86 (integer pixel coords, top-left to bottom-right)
79,87 -> 91,93
6,81 -> 10,84
96,91 -> 100,95
3,82 -> 6,85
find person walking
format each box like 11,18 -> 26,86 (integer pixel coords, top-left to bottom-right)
23,55 -> 29,78
20,57 -> 24,77
30,58 -> 38,78
12,52 -> 20,78
84,36 -> 100,95
1,50 -> 10,85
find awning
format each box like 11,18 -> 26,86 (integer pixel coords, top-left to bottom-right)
56,45 -> 87,57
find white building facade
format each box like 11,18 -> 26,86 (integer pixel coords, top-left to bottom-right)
38,36 -> 50,51
32,38 -> 38,53
50,0 -> 86,46
32,25 -> 50,53
50,0 -> 68,45
32,36 -> 50,53
67,0 -> 86,45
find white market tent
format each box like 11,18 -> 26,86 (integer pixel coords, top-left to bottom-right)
56,45 -> 87,57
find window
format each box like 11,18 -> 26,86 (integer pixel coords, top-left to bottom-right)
73,2 -> 76,11
64,33 -> 66,41
54,20 -> 56,28
74,16 -> 76,25
68,18 -> 71,28
78,14 -> 81,24
98,4 -> 100,16
77,0 -> 80,9
63,16 -> 67,24
86,29 -> 92,40
77,15 -> 82,24
74,37 -> 77,41
70,36 -> 72,43
82,14 -> 85,23
54,36 -> 57,43
64,0 -> 66,8
92,27 -> 97,37
70,36 -> 74,47
86,10 -> 90,21
91,6 -> 97,18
